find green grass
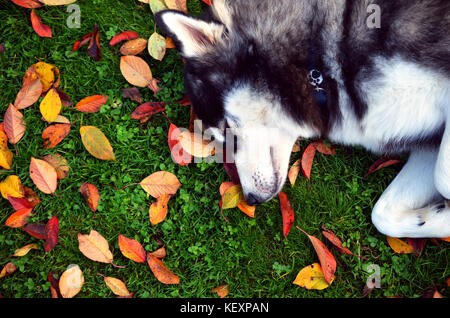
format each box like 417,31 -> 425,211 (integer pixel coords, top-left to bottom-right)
0,0 -> 448,298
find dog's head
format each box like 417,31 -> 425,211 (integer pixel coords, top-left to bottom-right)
155,3 -> 320,205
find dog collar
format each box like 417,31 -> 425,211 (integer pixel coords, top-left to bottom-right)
307,40 -> 327,107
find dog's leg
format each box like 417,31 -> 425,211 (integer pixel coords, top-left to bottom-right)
435,113 -> 450,199
371,149 -> 450,238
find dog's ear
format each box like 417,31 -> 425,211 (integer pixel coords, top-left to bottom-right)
155,10 -> 225,58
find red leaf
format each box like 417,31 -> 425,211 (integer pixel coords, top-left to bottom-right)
406,238 -> 427,257
48,271 -> 62,298
174,95 -> 191,106
44,216 -> 59,252
80,183 -> 100,213
321,225 -> 368,260
22,223 -> 47,240
297,226 -> 337,284
110,31 -> 140,46
168,123 -> 192,166
30,9 -> 52,38
223,148 -> 240,185
131,102 -> 166,120
364,157 -> 402,178
278,191 -> 294,239
8,195 -> 32,211
87,23 -> 101,61
201,0 -> 212,5
11,0 -> 43,9
301,143 -> 317,180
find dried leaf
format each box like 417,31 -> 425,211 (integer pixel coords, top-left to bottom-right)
293,263 -> 334,290
221,184 -> 244,210
0,262 -> 17,278
120,55 -> 160,94
75,95 -> 108,113
13,243 -> 39,257
0,175 -> 24,199
118,235 -> 146,263
78,230 -> 114,264
178,131 -> 215,158
288,159 -> 301,186
80,126 -> 116,161
148,32 -> 166,61
24,62 -> 60,93
131,102 -> 165,120
22,223 -> 47,240
120,38 -> 148,56
149,194 -> 171,225
80,183 -> 100,212
42,154 -> 69,180
14,78 -> 43,109
23,187 -> 41,208
40,88 -> 62,122
103,276 -> 131,297
4,104 -> 26,144
0,131 -> 13,169
44,216 -> 59,252
87,23 -> 101,61
364,157 -> 402,178
164,0 -> 187,12
122,87 -> 142,104
149,246 -> 166,259
321,226 -> 368,260
59,264 -> 84,298
386,237 -> 414,254
140,171 -> 181,199
278,191 -> 294,239
168,123 -> 192,166
30,9 -> 52,38
147,254 -> 180,284
110,31 -> 140,46
297,226 -> 337,284
237,201 -> 255,218
29,157 -> 58,194
42,124 -> 71,149
212,284 -> 229,298
11,0 -> 43,8
48,271 -> 61,298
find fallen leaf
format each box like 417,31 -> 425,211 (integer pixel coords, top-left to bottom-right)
0,175 -> 24,199
237,201 -> 255,218
8,195 -> 32,211
149,194 -> 171,225
59,264 -> 84,298
122,87 -> 142,103
44,216 -> 59,252
149,246 -> 166,259
4,104 -> 26,144
29,157 -> 58,194
24,62 -> 60,93
120,38 -> 148,56
48,271 -> 62,298
110,31 -> 140,46
75,95 -> 108,113
147,254 -> 180,284
40,0 -> 77,4
148,32 -> 166,61
221,184 -> 244,210
22,223 -> 47,240
87,23 -> 101,61
278,191 -> 294,239
42,154 -> 69,180
23,187 -> 41,208
301,143 -> 317,180
164,0 -> 187,12
40,88 -> 62,122
212,284 -> 229,298
14,78 -> 43,109
386,237 -> 414,254
78,230 -> 118,266
11,0 -> 43,8
30,9 -> 52,38
364,157 -> 402,178
0,130 -> 13,169
321,226 -> 368,260
101,275 -> 132,297
118,234 -> 146,263
80,183 -> 100,212
140,171 -> 181,199
5,208 -> 33,228
131,102 -> 166,121
168,123 -> 192,166
120,55 -> 161,94
178,131 -> 215,158
166,37 -> 175,49
0,262 -> 17,279
149,0 -> 167,14
313,141 -> 335,155
297,226 -> 337,284
13,243 -> 39,257
288,159 -> 301,186
80,126 -> 116,161
42,124 -> 71,149
293,263 -> 334,290
406,238 -> 427,257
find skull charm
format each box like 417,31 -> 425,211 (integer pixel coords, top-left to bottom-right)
308,69 -> 324,92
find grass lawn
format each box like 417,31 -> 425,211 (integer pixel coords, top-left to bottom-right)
0,0 -> 448,298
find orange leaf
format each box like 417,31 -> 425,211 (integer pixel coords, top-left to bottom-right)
110,31 -> 140,46
297,226 -> 337,284
5,208 -> 33,228
14,77 -> 43,109
42,154 -> 69,180
118,234 -> 146,263
11,0 -> 43,8
237,201 -> 255,218
293,263 -> 334,290
30,9 -> 52,38
164,0 -> 187,13
301,143 -> 317,180
80,183 -> 100,212
140,171 -> 181,199
288,159 -> 301,186
321,226 -> 368,260
212,284 -> 229,298
75,95 -> 109,113
364,157 -> 402,178
42,124 -> 71,149
78,230 -> 114,264
119,38 -> 148,56
168,123 -> 192,166
59,265 -> 84,298
313,141 -> 335,155
102,276 -> 132,297
4,104 -> 26,144
386,237 -> 414,254
147,254 -> 180,284
29,157 -> 58,194
149,246 -> 166,259
149,194 -> 171,225
279,191 -> 294,239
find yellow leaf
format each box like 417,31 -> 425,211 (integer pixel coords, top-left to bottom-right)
80,126 -> 116,161
59,264 -> 84,298
78,230 -> 114,264
26,62 -> 60,92
148,32 -> 166,61
40,0 -> 77,5
149,0 -> 167,14
222,184 -> 244,210
386,237 -> 414,254
13,243 -> 39,257
40,88 -> 62,122
0,131 -> 13,169
0,175 -> 24,199
293,263 -> 334,290
0,262 -> 17,278
103,276 -> 131,296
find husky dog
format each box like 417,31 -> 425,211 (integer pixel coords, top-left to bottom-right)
155,0 -> 450,238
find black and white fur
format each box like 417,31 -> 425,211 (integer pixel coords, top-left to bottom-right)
155,0 -> 450,238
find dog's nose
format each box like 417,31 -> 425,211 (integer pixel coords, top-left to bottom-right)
245,193 -> 264,206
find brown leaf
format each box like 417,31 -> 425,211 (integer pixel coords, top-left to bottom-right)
29,157 -> 58,194
87,23 -> 101,61
149,246 -> 166,259
122,87 -> 142,104
212,284 -> 229,298
80,183 -> 100,213
321,225 -> 368,260
147,254 -> 180,284
0,262 -> 17,278
120,38 -> 148,56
